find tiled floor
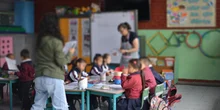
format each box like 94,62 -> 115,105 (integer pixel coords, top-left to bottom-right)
0,85 -> 220,110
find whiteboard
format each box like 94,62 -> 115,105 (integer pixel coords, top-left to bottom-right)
91,11 -> 138,64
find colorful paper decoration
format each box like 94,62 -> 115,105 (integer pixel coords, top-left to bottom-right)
0,36 -> 13,67
147,32 -> 168,56
185,31 -> 202,49
167,0 -> 216,27
199,30 -> 220,58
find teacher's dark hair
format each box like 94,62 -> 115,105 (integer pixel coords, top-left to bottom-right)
36,12 -> 64,49
117,22 -> 131,31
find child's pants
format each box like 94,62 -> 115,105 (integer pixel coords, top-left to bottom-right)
19,81 -> 33,110
66,95 -> 81,110
31,76 -> 68,110
90,95 -> 99,109
0,84 -> 5,99
117,98 -> 141,110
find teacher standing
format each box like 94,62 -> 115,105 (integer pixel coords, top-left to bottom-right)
31,13 -> 74,110
118,22 -> 140,67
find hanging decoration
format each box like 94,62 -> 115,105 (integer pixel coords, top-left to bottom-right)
185,31 -> 202,49
199,30 -> 220,58
147,32 -> 168,56
167,31 -> 189,47
167,32 -> 181,47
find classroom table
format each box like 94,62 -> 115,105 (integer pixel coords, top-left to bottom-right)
0,76 -> 18,110
86,83 -> 125,110
65,82 -> 86,110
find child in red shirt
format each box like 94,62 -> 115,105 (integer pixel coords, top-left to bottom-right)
0,54 -> 16,101
140,57 -> 157,110
14,49 -> 35,110
117,59 -> 145,110
140,57 -> 157,94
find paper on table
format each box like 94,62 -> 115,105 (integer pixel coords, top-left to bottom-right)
5,57 -> 19,71
109,84 -> 122,89
63,41 -> 77,55
65,82 -> 78,90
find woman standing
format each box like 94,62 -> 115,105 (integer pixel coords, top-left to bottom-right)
118,22 -> 140,67
31,13 -> 75,110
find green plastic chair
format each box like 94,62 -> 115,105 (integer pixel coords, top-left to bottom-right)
140,87 -> 150,110
155,83 -> 165,96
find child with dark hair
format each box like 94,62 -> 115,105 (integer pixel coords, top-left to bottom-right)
89,54 -> 104,110
102,53 -> 114,75
117,59 -> 145,110
67,58 -> 88,82
13,49 -> 35,110
0,53 -> 17,102
90,54 -> 103,76
2,53 -> 15,70
66,58 -> 89,110
101,53 -> 113,106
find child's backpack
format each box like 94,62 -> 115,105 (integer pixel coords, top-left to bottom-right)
166,85 -> 182,107
150,96 -> 169,110
150,84 -> 182,110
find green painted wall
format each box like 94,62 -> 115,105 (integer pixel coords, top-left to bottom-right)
138,29 -> 220,81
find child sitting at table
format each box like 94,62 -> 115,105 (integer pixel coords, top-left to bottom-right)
0,53 -> 18,101
90,54 -> 104,76
140,57 -> 157,110
117,59 -> 145,110
89,54 -> 104,110
102,53 -> 114,106
66,58 -> 89,82
102,53 -> 114,76
13,49 -> 35,110
140,57 -> 164,84
66,58 -> 88,110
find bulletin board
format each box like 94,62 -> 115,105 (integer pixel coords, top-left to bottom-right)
59,17 -> 91,71
91,10 -> 138,64
167,0 -> 216,27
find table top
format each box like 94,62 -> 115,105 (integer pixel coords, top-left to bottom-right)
64,82 -> 124,94
0,75 -> 18,81
86,83 -> 125,94
64,82 -> 86,92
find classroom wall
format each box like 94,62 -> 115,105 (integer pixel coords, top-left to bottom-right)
0,34 -> 36,64
35,0 -> 99,32
138,0 -> 220,29
138,30 -> 220,81
35,0 -> 220,30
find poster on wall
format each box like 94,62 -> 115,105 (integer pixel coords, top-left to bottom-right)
167,0 -> 216,27
69,18 -> 78,56
81,18 -> 91,57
